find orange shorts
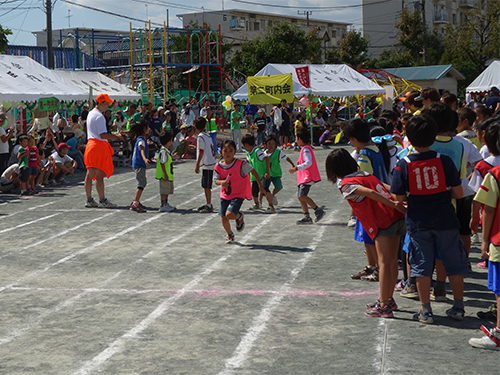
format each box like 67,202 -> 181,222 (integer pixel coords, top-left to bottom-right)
83,138 -> 114,178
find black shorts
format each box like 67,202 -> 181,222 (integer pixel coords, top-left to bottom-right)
281,124 -> 291,137
456,195 -> 473,236
201,169 -> 214,189
252,179 -> 270,197
19,166 -> 29,182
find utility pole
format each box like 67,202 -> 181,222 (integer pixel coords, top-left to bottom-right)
46,0 -> 54,69
65,10 -> 72,28
297,10 -> 312,27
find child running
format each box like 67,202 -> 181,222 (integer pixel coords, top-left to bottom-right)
326,148 -> 406,317
214,140 -> 265,244
156,132 -> 176,212
263,134 -> 295,206
130,120 -> 151,213
289,128 -> 325,224
194,117 -> 216,213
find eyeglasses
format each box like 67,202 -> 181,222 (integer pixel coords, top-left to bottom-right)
371,134 -> 393,144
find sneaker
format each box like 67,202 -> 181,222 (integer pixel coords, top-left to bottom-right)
400,284 -> 419,299
351,266 -> 375,280
477,304 -> 497,321
85,198 -> 99,208
314,207 -> 325,223
272,195 -> 278,207
471,233 -> 480,243
130,202 -> 146,213
98,198 -> 117,208
236,212 -> 245,232
199,205 -> 213,213
478,261 -> 488,269
226,232 -> 235,244
265,206 -> 276,214
249,202 -> 261,210
365,302 -> 394,318
197,204 -> 206,211
58,177 -> 69,184
469,326 -> 500,350
20,190 -> 30,196
413,311 -> 434,324
159,203 -> 175,212
35,183 -> 43,190
361,269 -> 379,282
165,203 -> 176,212
446,307 -> 465,321
366,298 -> 398,312
431,288 -> 447,302
48,179 -> 57,186
296,216 -> 313,225
395,279 -> 406,292
347,216 -> 356,228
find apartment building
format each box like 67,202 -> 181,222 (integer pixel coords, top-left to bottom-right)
362,0 -> 479,58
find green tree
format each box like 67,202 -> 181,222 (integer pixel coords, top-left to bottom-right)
228,22 -> 322,77
0,25 -> 13,53
326,29 -> 369,68
442,0 -> 500,93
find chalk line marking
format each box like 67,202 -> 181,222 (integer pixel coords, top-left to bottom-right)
218,212 -> 335,375
72,198 -> 295,375
0,201 -> 56,221
0,210 -> 215,346
0,213 -> 61,234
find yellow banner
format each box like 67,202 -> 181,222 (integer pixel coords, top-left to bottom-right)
247,74 -> 294,104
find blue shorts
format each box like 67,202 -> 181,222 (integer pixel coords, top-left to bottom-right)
408,228 -> 469,277
218,197 -> 244,216
488,261 -> 500,295
354,218 -> 375,245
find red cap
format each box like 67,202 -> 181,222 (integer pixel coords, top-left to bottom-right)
58,142 -> 70,149
96,93 -> 113,103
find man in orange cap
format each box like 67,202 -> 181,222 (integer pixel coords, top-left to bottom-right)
84,93 -> 123,208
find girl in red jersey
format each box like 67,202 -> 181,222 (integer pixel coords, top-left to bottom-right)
326,148 -> 407,318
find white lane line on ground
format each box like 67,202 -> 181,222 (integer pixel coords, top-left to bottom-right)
0,213 -> 61,234
0,201 -> 56,221
72,198 -> 295,375
0,214 -> 215,347
218,212 -> 335,375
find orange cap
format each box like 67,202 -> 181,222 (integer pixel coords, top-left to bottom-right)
96,93 -> 113,103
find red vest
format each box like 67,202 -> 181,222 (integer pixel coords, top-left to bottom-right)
487,166 -> 500,246
296,145 -> 321,184
341,174 -> 405,240
404,154 -> 448,196
214,159 -> 252,200
474,160 -> 494,179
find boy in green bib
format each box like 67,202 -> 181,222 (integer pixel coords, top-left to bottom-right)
156,132 -> 176,212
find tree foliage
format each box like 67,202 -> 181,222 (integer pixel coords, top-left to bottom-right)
326,29 -> 369,69
0,25 -> 12,53
228,22 -> 322,78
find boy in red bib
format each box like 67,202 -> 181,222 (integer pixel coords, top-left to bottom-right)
289,128 -> 325,224
214,140 -> 265,244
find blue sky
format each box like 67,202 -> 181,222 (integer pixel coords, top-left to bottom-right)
1,0 -> 363,46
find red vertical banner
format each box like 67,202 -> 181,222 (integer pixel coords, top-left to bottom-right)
295,66 -> 310,88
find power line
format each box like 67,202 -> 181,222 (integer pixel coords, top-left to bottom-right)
230,0 -> 395,10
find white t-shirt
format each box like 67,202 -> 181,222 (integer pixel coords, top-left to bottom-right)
480,144 -> 490,159
454,136 -> 483,196
0,127 -> 9,154
172,132 -> 185,151
1,163 -> 19,179
51,150 -> 74,164
264,148 -> 288,162
469,155 -> 500,193
86,108 -> 107,141
197,132 -> 216,169
52,112 -> 61,133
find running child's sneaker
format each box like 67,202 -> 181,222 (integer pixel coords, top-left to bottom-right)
365,302 -> 394,318
446,307 -> 465,321
249,202 -> 261,210
351,266 -> 376,280
431,288 -> 447,302
272,195 -> 278,207
296,217 -> 313,225
347,216 -> 357,228
98,198 -> 117,208
395,279 -> 406,291
366,298 -> 398,312
198,205 -> 213,213
265,206 -> 276,214
85,198 -> 99,208
130,202 -> 146,213
236,212 -> 245,232
469,326 -> 500,350
400,284 -> 419,299
314,207 -> 325,222
226,232 -> 235,244
413,311 -> 434,324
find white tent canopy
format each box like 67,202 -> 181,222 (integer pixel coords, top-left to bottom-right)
54,70 -> 141,101
466,60 -> 500,93
232,63 -> 384,100
0,55 -> 88,103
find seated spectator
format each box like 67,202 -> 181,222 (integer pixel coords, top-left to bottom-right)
36,149 -> 54,187
171,124 -> 189,156
49,142 -> 77,185
0,163 -> 20,194
70,114 -> 81,131
319,124 -> 335,148
63,127 -> 85,171
181,126 -> 197,158
113,111 -> 127,133
37,128 -> 59,158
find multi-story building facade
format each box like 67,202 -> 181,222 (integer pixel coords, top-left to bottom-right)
362,0 -> 479,58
